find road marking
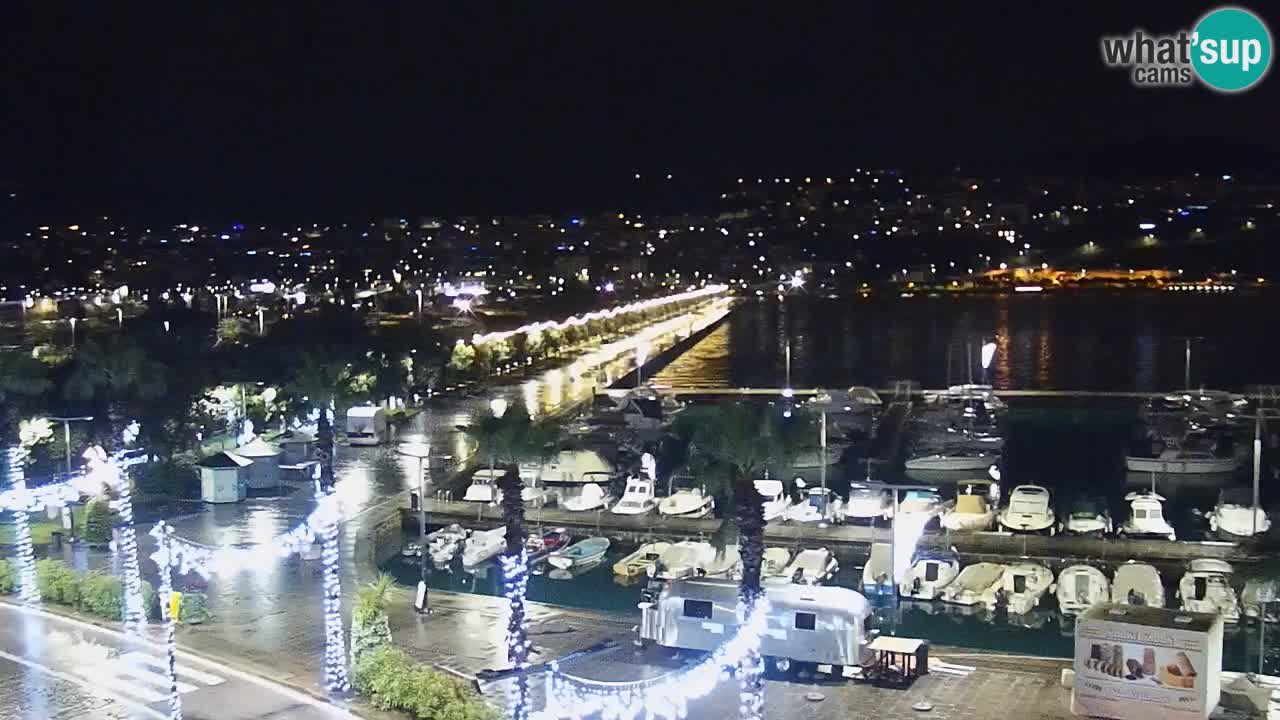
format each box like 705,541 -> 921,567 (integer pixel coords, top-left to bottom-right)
0,647 -> 169,720
121,650 -> 226,686
72,665 -> 170,702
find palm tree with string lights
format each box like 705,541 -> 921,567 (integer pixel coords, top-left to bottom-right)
675,401 -> 807,720
283,350 -> 354,491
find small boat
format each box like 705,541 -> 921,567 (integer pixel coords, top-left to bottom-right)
1207,488 -> 1270,539
560,483 -> 610,512
525,528 -> 571,564
843,483 -> 893,523
463,472 -> 500,503
401,541 -> 422,558
941,481 -> 997,532
860,543 -> 894,594
1118,491 -> 1176,541
1113,561 -> 1165,608
762,547 -> 792,580
981,562 -> 1054,614
612,477 -> 658,515
997,485 -> 1058,534
898,488 -> 945,522
426,524 -> 468,565
1063,496 -> 1112,536
754,479 -> 792,522
940,563 -> 1007,606
1241,579 -> 1279,621
898,552 -> 960,600
905,450 -> 1000,472
783,486 -> 842,524
785,547 -> 839,585
461,526 -> 507,567
548,558 -> 605,581
613,541 -> 672,578
1178,559 -> 1240,623
548,536 -> 611,570
702,546 -> 741,578
650,541 -> 717,580
1055,565 -> 1110,616
1125,447 -> 1235,474
658,487 -> 715,518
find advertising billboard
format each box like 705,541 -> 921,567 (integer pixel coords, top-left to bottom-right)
1072,603 -> 1223,720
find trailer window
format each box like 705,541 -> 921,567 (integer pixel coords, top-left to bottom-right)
794,612 -> 816,631
924,563 -> 939,582
683,600 -> 713,619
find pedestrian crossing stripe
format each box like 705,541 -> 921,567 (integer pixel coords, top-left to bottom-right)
72,650 -> 227,707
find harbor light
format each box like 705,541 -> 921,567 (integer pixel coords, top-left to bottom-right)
489,397 -> 508,418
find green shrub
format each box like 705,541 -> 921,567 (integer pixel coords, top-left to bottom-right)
178,592 -> 210,624
351,575 -> 394,662
82,496 -> 114,544
130,460 -> 199,500
353,647 -> 496,720
80,574 -> 124,620
0,559 -> 15,594
35,559 -> 82,606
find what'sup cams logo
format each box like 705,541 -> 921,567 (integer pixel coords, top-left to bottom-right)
1101,6 -> 1272,92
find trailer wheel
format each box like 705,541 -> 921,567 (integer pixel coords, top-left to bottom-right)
765,656 -> 793,678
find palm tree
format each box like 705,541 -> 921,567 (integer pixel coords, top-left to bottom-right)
460,405 -> 559,486
62,336 -> 167,436
283,350 -> 354,491
1,351 -> 51,444
675,401 -> 808,720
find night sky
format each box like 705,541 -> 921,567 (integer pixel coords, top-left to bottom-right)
4,3 -> 1278,217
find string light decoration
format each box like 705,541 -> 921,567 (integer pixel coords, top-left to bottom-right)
83,445 -> 148,634
537,597 -> 771,720
5,446 -> 40,604
499,549 -> 531,664
149,522 -> 184,720
319,494 -> 350,693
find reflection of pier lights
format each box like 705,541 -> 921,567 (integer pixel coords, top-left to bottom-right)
879,479 -> 941,598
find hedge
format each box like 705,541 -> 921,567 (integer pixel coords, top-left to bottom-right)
353,647 -> 496,720
0,559 -> 14,594
82,496 -> 114,544
32,559 -> 157,622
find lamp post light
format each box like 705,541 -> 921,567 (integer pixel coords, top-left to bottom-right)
69,317 -> 78,347
490,397 -> 509,419
49,415 -> 93,540
398,441 -> 432,614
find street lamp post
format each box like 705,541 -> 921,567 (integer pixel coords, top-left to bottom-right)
398,442 -> 432,614
635,344 -> 649,388
49,415 -> 93,540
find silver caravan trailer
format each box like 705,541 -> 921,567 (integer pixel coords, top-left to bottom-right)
639,577 -> 872,675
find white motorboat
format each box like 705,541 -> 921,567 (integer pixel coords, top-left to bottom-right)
426,524 -> 468,565
1241,579 -> 1279,621
463,472 -> 500,503
461,526 -> 507,567
1055,565 -> 1110,616
762,547 -> 792,580
560,483 -> 610,512
613,541 -> 672,578
1178,559 -> 1240,623
1125,447 -> 1235,474
548,536 -> 611,570
754,479 -> 792,522
1207,488 -> 1271,539
1063,496 -> 1113,536
612,477 -> 658,515
940,563 -> 1007,606
701,545 -> 741,578
997,485 -> 1058,534
904,450 -> 1000,472
1113,561 -> 1165,608
980,562 -> 1054,614
462,466 -> 550,505
843,483 -> 893,523
941,479 -> 998,531
649,541 -> 717,580
898,488 -> 945,522
783,486 -> 842,523
1118,491 -> 1176,541
658,487 -> 715,518
898,553 -> 960,600
784,547 -> 839,585
860,543 -> 894,595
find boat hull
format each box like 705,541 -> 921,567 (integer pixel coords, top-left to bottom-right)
905,456 -> 996,471
1125,456 -> 1235,474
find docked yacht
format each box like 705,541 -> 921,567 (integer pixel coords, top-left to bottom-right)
426,524 -> 468,565
525,528 -> 571,564
1125,447 -> 1236,474
791,444 -> 847,470
785,547 -> 839,585
941,479 -> 999,531
1178,559 -> 1240,623
463,472 -> 500,503
754,479 -> 792,522
898,488 -> 945,524
701,545 -> 741,578
1112,561 -> 1165,608
997,485 -> 1058,534
980,563 -> 1054,614
1207,488 -> 1271,539
843,483 -> 893,523
1063,496 -> 1112,536
461,526 -> 507,567
657,487 -> 715,519
613,541 -> 672,578
861,543 -> 894,595
611,477 -> 658,515
560,483 -> 610,512
762,547 -> 793,580
1241,579 -> 1279,621
1118,491 -> 1177,541
898,552 -> 960,600
1055,565 -> 1110,616
548,536 -> 611,570
939,562 -> 1007,606
905,449 -> 1000,472
783,486 -> 842,523
649,541 -> 716,580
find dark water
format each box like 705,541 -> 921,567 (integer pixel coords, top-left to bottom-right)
651,293 -> 1280,391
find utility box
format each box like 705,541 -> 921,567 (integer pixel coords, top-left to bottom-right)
1072,603 -> 1223,720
